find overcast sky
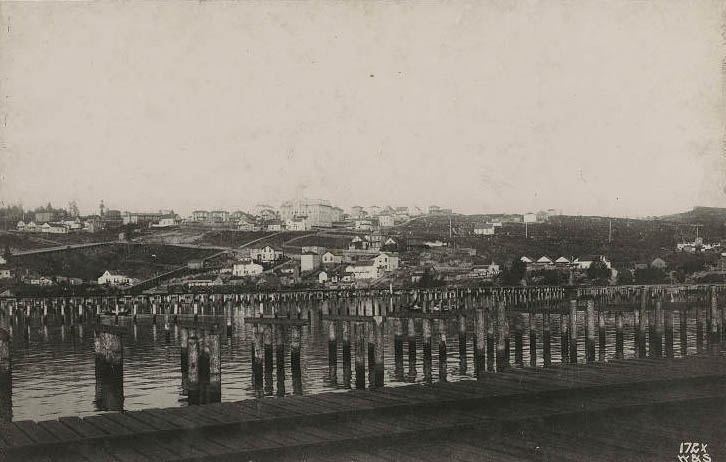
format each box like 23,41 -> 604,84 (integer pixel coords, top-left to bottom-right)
0,1 -> 723,217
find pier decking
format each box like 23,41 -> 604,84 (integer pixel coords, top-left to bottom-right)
1,354 -> 724,461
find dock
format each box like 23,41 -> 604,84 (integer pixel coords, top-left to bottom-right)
1,354 -> 724,461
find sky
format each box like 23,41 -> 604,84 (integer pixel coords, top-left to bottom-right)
0,1 -> 724,218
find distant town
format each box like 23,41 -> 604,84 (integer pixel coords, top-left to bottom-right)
0,198 -> 724,296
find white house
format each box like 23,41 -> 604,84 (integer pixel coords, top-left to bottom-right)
0,256 -> 6,265
98,270 -> 133,286
471,263 -> 500,278
520,256 -> 534,264
286,217 -> 310,231
0,267 -> 12,279
574,255 -> 612,270
354,219 -> 373,231
41,223 -> 68,234
152,217 -> 177,228
322,251 -> 343,265
555,256 -> 572,266
537,256 -> 554,265
349,236 -> 370,250
238,218 -> 258,231
249,245 -> 282,263
16,220 -> 25,231
232,260 -> 264,277
474,224 -> 495,236
373,252 -> 399,272
379,215 -> 395,228
345,261 -> 378,280
301,253 -> 322,272
265,220 -> 283,232
318,271 -> 329,284
523,213 -> 537,223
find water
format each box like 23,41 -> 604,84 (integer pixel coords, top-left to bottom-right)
0,306 -> 718,422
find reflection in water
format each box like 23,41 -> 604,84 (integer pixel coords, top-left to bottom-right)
0,333 -> 11,423
94,331 -> 124,412
94,357 -> 123,411
0,298 -> 722,422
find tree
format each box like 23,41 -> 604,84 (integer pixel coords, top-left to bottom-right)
587,261 -> 611,283
500,259 -> 527,286
417,268 -> 445,288
617,269 -> 634,285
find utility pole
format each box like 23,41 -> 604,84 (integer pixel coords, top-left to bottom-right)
608,219 -> 612,243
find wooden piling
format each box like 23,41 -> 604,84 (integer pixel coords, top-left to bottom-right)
569,299 -> 578,363
680,308 -> 688,356
458,314 -> 467,374
275,325 -> 286,397
355,322 -> 366,389
252,325 -> 263,394
585,300 -> 595,363
664,306 -> 674,359
0,328 -> 9,423
652,299 -> 664,358
180,327 -> 189,377
206,332 -> 221,403
598,310 -> 606,362
367,321 -> 376,388
407,318 -> 417,380
560,313 -> 570,364
638,290 -> 648,358
393,318 -> 404,381
291,325 -> 302,395
542,311 -> 551,367
263,325 -> 273,395
423,318 -> 432,383
93,329 -> 124,411
475,308 -> 486,378
696,302 -> 703,353
342,321 -> 351,389
438,319 -> 447,382
328,321 -> 338,384
615,311 -> 624,359
374,316 -> 385,388
486,307 -> 495,371
513,313 -> 524,366
710,287 -> 720,350
187,335 -> 200,404
528,312 -> 537,368
496,302 -> 509,371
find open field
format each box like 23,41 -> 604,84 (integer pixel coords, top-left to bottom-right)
9,243 -> 217,281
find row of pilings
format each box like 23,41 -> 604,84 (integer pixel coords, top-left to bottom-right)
0,283 -> 724,423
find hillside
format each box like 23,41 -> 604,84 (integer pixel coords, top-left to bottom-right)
10,243 -> 216,281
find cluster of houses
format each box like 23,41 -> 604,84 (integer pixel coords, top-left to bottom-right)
219,241 -> 403,287
520,255 -> 612,271
675,237 -> 721,253
317,251 -> 400,285
16,217 -> 100,234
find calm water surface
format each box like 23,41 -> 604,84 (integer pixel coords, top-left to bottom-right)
1,306 -> 709,421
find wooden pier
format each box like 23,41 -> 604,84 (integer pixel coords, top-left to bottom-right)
0,283 -> 724,460
0,354 -> 723,461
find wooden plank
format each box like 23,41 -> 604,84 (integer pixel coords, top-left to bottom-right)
58,416 -> 108,439
37,420 -> 82,442
102,412 -> 159,434
244,317 -> 308,326
82,414 -> 135,436
128,438 -> 182,462
124,410 -> 181,432
144,408 -> 200,430
0,422 -> 35,448
12,420 -> 60,445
